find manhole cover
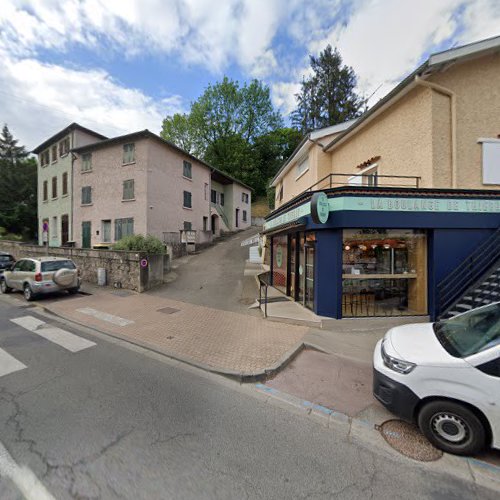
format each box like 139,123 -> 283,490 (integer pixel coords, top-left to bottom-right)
378,420 -> 443,462
157,307 -> 180,315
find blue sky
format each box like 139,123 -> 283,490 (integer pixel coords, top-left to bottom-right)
0,0 -> 499,149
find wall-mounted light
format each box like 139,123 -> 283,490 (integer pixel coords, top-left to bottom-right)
383,243 -> 391,249
344,245 -> 351,251
359,244 -> 367,251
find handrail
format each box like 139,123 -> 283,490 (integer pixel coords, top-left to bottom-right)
436,227 -> 500,317
258,271 -> 271,318
211,203 -> 230,229
304,173 -> 421,193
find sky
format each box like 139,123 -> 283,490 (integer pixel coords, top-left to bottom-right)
1,0 -> 499,150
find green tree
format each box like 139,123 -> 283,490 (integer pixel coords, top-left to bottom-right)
161,77 -> 284,194
0,124 -> 37,240
292,45 -> 364,133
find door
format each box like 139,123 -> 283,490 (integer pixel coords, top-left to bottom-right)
304,244 -> 315,310
61,214 -> 69,245
8,260 -> 25,290
82,221 -> 91,249
235,209 -> 239,228
102,220 -> 111,243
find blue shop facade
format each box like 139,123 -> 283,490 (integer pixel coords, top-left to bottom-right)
264,187 -> 500,321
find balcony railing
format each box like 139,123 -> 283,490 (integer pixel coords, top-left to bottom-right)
304,173 -> 421,193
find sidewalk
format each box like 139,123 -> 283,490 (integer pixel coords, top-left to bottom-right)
41,285 -> 308,379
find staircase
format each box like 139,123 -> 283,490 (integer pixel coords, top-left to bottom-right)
436,228 -> 500,320
211,203 -> 230,231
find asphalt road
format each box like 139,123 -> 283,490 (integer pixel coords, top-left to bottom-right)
0,297 -> 496,499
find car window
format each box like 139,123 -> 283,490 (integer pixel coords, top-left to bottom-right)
0,255 -> 13,262
41,260 -> 76,272
433,303 -> 500,357
12,260 -> 24,271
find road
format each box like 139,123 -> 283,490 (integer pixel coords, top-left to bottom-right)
0,297 -> 496,499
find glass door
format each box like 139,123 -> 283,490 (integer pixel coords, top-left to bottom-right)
297,234 -> 305,303
304,245 -> 315,310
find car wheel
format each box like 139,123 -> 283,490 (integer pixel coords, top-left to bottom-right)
0,279 -> 12,294
23,284 -> 35,302
67,287 -> 80,295
418,400 -> 486,455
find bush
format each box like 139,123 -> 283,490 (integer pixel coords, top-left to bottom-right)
0,227 -> 23,241
113,234 -> 165,254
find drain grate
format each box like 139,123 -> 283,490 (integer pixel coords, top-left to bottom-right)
157,307 -> 180,315
378,420 -> 443,462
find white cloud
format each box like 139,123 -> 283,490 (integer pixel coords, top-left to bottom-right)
0,49 -> 184,149
271,81 -> 301,116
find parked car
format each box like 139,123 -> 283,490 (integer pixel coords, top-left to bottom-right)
0,257 -> 80,301
0,252 -> 15,274
373,302 -> 500,455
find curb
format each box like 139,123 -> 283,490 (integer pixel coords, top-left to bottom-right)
35,303 -> 306,383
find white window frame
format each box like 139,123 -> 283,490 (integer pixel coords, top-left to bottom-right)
478,138 -> 500,185
348,163 -> 378,186
81,153 -> 92,172
295,156 -> 309,181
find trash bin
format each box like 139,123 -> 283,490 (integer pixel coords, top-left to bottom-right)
97,268 -> 106,286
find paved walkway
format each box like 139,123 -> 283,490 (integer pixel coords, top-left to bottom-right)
41,288 -> 307,377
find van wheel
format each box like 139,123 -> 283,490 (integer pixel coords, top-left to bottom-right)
23,284 -> 35,302
0,279 -> 12,294
418,400 -> 486,455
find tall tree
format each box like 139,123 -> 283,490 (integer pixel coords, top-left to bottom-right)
0,125 -> 37,239
292,45 -> 364,133
161,77 -> 284,194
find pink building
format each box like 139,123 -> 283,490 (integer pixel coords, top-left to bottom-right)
71,129 -> 251,248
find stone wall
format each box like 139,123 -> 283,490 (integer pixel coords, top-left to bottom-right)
0,241 -> 166,292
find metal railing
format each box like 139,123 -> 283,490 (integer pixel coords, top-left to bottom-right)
258,271 -> 271,317
436,227 -> 500,318
304,173 -> 421,193
211,202 -> 230,229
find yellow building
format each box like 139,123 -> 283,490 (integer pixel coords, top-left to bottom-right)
272,35 -> 500,207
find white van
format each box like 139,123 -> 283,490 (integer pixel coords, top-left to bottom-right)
373,302 -> 500,455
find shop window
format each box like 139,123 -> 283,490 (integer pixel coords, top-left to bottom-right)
272,235 -> 288,294
481,140 -> 500,184
342,229 -> 427,317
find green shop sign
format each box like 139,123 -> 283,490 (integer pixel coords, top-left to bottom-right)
311,192 -> 330,224
264,195 -> 500,231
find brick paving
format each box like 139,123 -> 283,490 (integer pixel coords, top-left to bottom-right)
43,290 -> 307,375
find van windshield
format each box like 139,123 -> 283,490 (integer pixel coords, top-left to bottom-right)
0,255 -> 12,262
41,260 -> 76,272
433,303 -> 500,358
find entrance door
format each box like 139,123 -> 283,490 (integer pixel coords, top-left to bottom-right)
102,220 -> 111,242
235,209 -> 239,228
304,244 -> 315,310
61,215 -> 69,245
82,221 -> 91,248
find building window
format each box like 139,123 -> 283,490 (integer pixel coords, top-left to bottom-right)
220,193 -> 224,206
203,216 -> 208,231
82,186 -> 92,205
40,150 -> 50,167
183,160 -> 192,179
62,172 -> 68,195
183,190 -> 192,208
51,216 -> 58,238
278,185 -> 283,202
296,156 -> 309,178
342,229 -> 428,317
481,139 -> 500,184
183,221 -> 192,231
204,183 -> 208,200
51,145 -> 57,163
81,153 -> 92,172
52,176 -> 57,198
243,210 -> 247,222
43,180 -> 48,201
241,192 -> 249,203
123,143 -> 135,164
211,189 -> 217,204
123,179 -> 135,200
115,218 -> 134,241
59,137 -> 70,157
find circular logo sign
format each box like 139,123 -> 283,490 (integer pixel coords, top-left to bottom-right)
140,258 -> 149,268
311,192 -> 329,224
276,245 -> 283,268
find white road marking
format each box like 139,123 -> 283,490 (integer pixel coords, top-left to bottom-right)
0,348 -> 26,378
10,316 -> 96,353
0,440 -> 56,500
76,307 -> 134,327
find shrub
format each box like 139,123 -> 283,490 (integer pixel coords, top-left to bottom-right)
113,234 -> 165,254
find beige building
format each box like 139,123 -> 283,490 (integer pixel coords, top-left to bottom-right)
33,123 -> 107,246
71,130 -> 251,248
272,36 -> 500,208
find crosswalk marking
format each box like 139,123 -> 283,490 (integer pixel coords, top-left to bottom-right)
0,348 -> 26,378
10,316 -> 96,353
76,307 -> 134,327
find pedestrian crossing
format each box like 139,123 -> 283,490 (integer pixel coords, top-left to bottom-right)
0,315 -> 96,379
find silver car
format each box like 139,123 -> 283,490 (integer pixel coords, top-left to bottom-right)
0,257 -> 80,301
